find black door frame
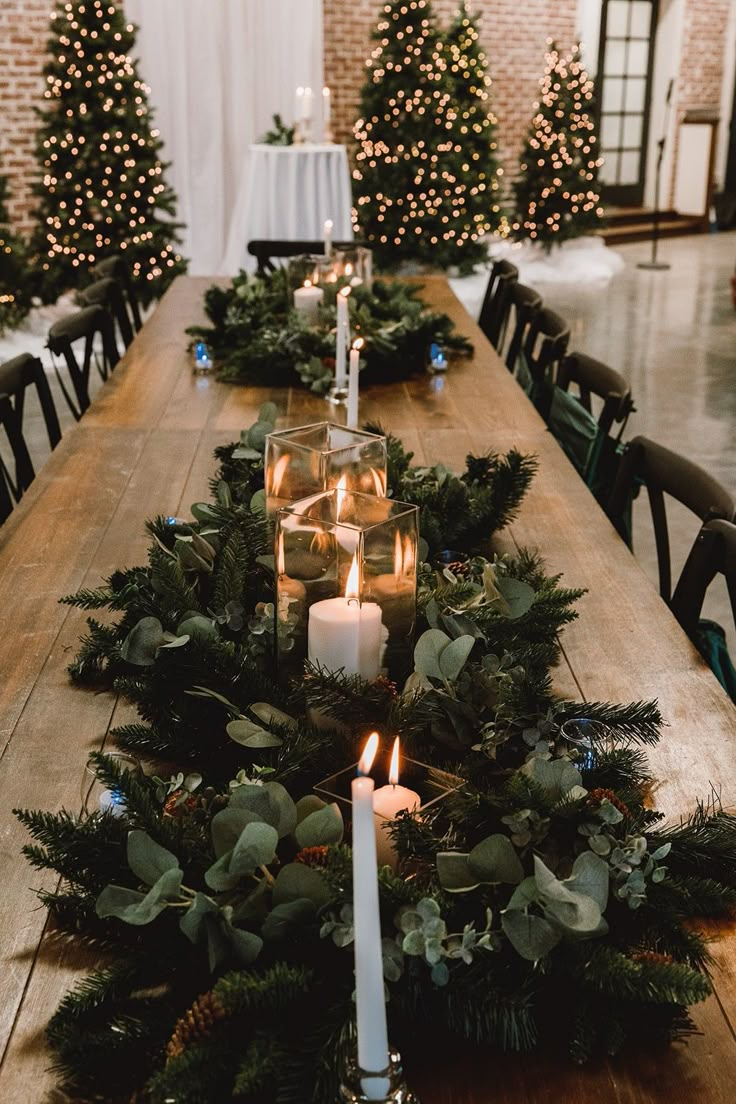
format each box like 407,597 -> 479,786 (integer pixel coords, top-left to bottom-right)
596,0 -> 659,207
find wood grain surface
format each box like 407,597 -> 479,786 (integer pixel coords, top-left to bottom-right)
1,275 -> 735,1101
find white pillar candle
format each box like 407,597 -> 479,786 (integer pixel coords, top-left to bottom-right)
308,555 -> 382,680
373,738 -> 420,870
347,337 -> 363,429
303,85 -> 313,123
335,285 -> 351,388
322,85 -> 331,127
293,279 -> 324,325
324,218 -> 333,257
352,734 -> 391,1097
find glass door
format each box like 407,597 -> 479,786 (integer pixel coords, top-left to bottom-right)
597,0 -> 658,206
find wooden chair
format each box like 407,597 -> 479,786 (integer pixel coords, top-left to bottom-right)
95,254 -> 143,332
607,436 -> 736,604
247,239 -> 367,277
504,283 -> 543,374
79,275 -> 134,349
522,306 -> 571,387
478,258 -> 518,350
0,353 -> 59,520
557,352 -> 635,437
47,304 -> 120,420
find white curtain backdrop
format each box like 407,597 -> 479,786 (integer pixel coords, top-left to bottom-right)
123,0 -> 324,274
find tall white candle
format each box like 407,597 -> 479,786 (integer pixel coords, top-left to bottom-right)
293,279 -> 324,324
322,85 -> 331,128
303,85 -> 313,124
295,86 -> 304,123
347,337 -> 363,429
324,218 -> 333,257
335,285 -> 350,388
352,734 -> 391,1097
308,554 -> 382,679
372,738 -> 420,870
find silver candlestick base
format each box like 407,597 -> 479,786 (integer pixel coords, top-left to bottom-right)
326,383 -> 348,406
339,1047 -> 419,1103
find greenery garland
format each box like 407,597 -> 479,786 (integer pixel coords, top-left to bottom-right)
186,270 -> 473,394
15,411 -> 736,1104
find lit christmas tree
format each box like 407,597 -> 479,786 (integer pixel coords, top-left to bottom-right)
514,43 -> 603,250
30,0 -> 186,304
0,172 -> 30,333
353,0 -> 500,270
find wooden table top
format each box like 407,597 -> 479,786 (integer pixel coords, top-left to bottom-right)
1,275 -> 736,1102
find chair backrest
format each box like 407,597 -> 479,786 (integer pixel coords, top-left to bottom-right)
0,397 -> 18,525
247,239 -> 366,277
522,306 -> 571,385
0,352 -> 62,463
671,519 -> 736,639
504,283 -> 543,374
478,258 -> 518,349
47,304 -> 119,420
0,389 -> 36,517
79,275 -> 134,349
608,435 -> 736,603
558,351 -> 635,436
95,254 -> 143,332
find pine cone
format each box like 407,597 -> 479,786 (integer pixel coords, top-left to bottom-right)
586,787 -> 630,820
632,950 -> 674,966
294,845 -> 329,867
166,989 -> 227,1060
370,675 -> 398,698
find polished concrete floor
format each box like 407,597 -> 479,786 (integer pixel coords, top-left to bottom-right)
2,231 -> 735,645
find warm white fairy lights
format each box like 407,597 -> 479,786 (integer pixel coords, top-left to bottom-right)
353,0 -> 501,256
35,0 -> 182,287
514,42 -> 604,245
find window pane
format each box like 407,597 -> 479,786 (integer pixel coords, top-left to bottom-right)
619,150 -> 640,183
623,114 -> 643,148
630,1 -> 653,38
599,152 -> 619,185
602,76 -> 625,112
607,0 -> 630,36
625,77 -> 647,112
628,39 -> 650,75
600,113 -> 622,149
604,39 -> 627,75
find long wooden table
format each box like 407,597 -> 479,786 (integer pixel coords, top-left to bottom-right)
2,276 -> 736,1101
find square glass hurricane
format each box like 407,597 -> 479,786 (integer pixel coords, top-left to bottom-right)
265,422 -> 387,517
275,488 -> 418,684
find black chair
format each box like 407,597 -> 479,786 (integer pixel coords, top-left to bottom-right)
247,239 -> 368,277
608,436 -> 736,604
0,394 -> 33,525
557,352 -> 635,438
522,306 -> 571,389
0,352 -> 61,521
504,283 -> 543,374
95,254 -> 143,333
79,275 -> 134,349
47,304 -> 120,420
478,259 -> 518,349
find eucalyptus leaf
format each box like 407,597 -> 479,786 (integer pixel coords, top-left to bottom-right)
191,502 -> 222,524
226,718 -> 283,749
176,615 -> 216,641
402,930 -> 427,956
436,851 -> 479,893
180,892 -> 219,943
127,830 -> 180,886
232,446 -> 262,461
229,782 -> 297,837
96,866 -> 183,926
261,898 -> 316,941
438,634 -> 475,682
413,629 -> 452,681
249,702 -> 298,732
258,401 -> 278,423
273,863 -> 331,909
295,794 -> 326,824
467,835 -> 524,885
210,807 -> 261,858
565,850 -> 610,911
520,757 -> 584,800
230,821 -> 279,876
295,802 -> 344,848
216,480 -> 233,508
120,616 -> 165,666
250,489 -> 267,515
501,910 -> 561,961
495,576 -> 536,619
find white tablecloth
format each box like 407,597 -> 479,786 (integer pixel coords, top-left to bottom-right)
238,144 -> 353,267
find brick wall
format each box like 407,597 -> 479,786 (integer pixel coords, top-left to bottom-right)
324,0 -> 578,182
677,0 -> 730,112
0,0 -> 50,235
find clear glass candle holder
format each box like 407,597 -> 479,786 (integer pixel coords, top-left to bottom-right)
265,423 -> 387,517
339,1047 -> 418,1103
315,756 -> 463,816
274,488 -> 418,683
81,753 -> 139,818
332,246 -> 374,289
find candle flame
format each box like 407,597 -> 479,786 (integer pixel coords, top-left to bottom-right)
324,218 -> 333,231
345,262 -> 353,277
345,553 -> 360,602
304,278 -> 312,289
389,736 -> 401,785
323,85 -> 330,96
403,534 -> 415,575
336,474 -> 347,519
339,285 -> 351,300
370,466 -> 386,495
394,529 -> 403,575
297,85 -> 304,94
270,454 -> 289,497
352,337 -> 365,352
277,531 -> 285,577
358,732 -> 379,776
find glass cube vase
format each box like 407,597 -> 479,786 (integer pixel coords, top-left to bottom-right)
275,488 -> 418,683
265,422 -> 387,517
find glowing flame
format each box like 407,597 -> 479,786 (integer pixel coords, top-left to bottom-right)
270,454 -> 289,497
352,337 -> 365,352
277,532 -> 285,577
370,466 -> 386,495
345,262 -> 353,277
324,218 -> 333,232
339,285 -> 352,300
389,736 -> 401,786
345,553 -> 360,602
394,529 -> 403,575
403,535 -> 415,575
358,732 -> 379,776
336,474 -> 347,519
304,278 -> 312,289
